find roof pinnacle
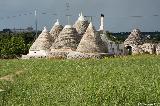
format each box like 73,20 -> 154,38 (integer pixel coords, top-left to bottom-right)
42,26 -> 48,33
54,19 -> 60,26
78,12 -> 85,21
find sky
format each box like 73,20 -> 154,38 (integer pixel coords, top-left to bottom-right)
0,0 -> 160,32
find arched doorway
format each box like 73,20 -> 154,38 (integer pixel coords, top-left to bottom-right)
126,46 -> 132,55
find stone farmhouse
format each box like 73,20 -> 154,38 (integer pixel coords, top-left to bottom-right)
124,29 -> 160,55
22,12 -> 160,59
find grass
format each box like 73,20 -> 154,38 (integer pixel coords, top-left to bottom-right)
0,55 -> 160,106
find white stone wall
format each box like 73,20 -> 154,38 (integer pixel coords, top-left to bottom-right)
22,50 -> 50,59
129,43 -> 156,55
156,44 -> 160,55
28,50 -> 50,56
141,43 -> 156,54
132,46 -> 143,55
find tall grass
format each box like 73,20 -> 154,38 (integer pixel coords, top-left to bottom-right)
0,55 -> 160,106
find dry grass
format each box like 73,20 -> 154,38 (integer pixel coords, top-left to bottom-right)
0,71 -> 24,82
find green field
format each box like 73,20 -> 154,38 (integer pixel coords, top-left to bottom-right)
0,55 -> 160,106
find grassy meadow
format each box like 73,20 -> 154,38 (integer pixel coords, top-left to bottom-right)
0,55 -> 160,106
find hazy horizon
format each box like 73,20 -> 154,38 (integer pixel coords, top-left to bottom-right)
0,0 -> 160,32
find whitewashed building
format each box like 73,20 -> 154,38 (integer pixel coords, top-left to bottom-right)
22,27 -> 52,59
22,12 -> 130,59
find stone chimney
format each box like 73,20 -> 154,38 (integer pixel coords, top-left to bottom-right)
99,14 -> 104,31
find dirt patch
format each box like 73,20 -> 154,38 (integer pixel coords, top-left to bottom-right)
0,74 -> 14,82
0,71 -> 24,82
15,71 -> 24,75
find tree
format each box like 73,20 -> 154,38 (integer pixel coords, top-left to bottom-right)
0,36 -> 28,59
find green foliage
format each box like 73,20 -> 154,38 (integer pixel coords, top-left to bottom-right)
0,32 -> 35,59
105,32 -> 124,43
0,55 -> 160,105
0,36 -> 27,58
144,34 -> 160,43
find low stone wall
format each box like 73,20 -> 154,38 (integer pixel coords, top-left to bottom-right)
67,52 -> 109,59
21,50 -> 49,59
21,55 -> 47,59
48,51 -> 70,59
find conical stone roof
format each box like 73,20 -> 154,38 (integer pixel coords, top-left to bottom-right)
76,22 -> 106,53
124,29 -> 143,46
73,13 -> 89,36
50,19 -> 63,42
29,27 -> 52,51
50,25 -> 80,51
